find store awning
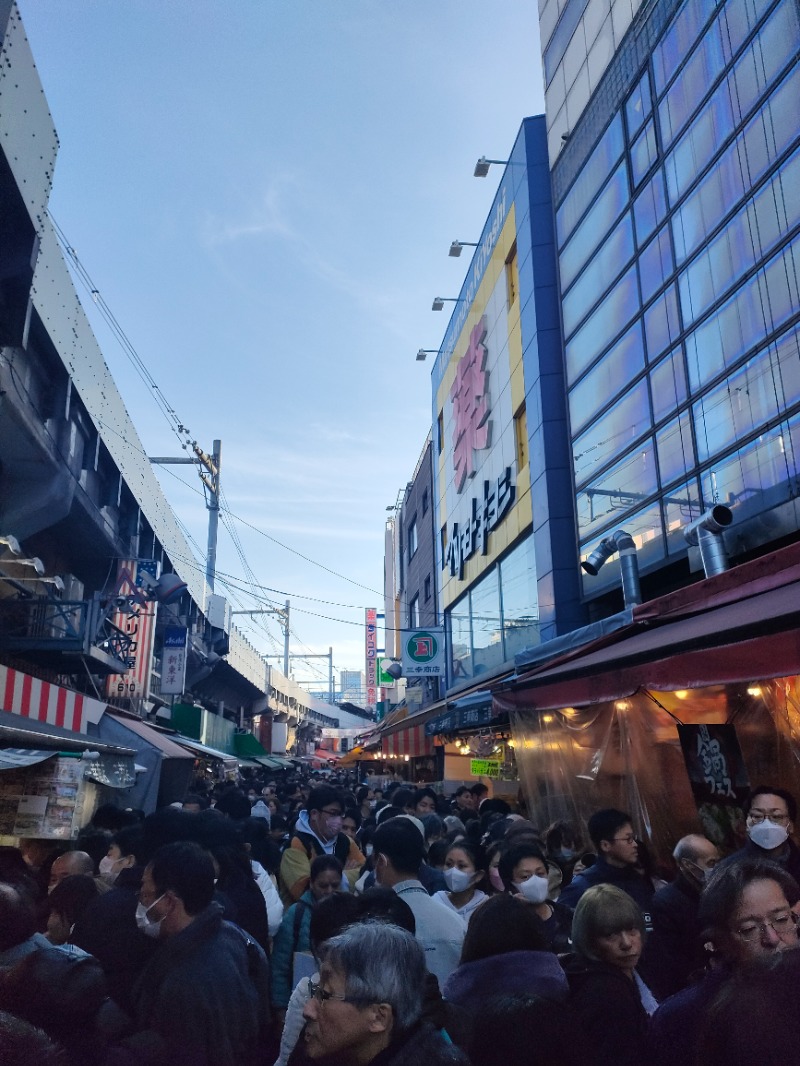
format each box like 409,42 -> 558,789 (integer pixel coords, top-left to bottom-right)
96,712 -> 194,811
0,748 -> 58,771
174,736 -> 239,773
497,568 -> 800,713
0,663 -> 107,734
382,723 -> 436,757
0,709 -> 135,757
105,713 -> 196,760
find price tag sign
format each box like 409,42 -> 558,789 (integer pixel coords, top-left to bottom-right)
470,758 -> 500,778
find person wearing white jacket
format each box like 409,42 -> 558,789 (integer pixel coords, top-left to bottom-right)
252,859 -> 284,937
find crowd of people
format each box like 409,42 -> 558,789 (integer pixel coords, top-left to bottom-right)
1,769 -> 800,1066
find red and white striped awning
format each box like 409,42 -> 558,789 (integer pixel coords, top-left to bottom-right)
382,724 -> 436,758
0,664 -> 106,734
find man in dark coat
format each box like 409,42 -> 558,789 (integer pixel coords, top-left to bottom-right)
558,809 -> 655,924
643,833 -> 720,998
119,841 -> 271,1066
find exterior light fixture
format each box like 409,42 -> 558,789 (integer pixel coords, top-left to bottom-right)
432,297 -> 462,311
581,529 -> 642,607
2,555 -> 46,576
449,240 -> 479,258
0,534 -> 22,555
473,157 -> 509,177
5,574 -> 65,591
416,349 -> 437,361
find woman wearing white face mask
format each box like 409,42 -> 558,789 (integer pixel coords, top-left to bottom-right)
498,842 -> 574,953
433,842 -> 488,924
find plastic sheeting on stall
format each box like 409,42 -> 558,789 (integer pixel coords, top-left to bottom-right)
500,677 -> 800,869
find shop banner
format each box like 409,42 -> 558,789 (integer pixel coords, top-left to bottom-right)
401,628 -> 445,676
677,723 -> 750,851
470,758 -> 500,778
160,626 -> 188,695
365,609 -> 378,711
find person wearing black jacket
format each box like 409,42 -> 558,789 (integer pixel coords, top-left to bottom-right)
563,884 -> 657,1066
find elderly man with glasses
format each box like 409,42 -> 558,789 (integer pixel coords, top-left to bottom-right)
646,856 -> 800,1066
302,922 -> 469,1066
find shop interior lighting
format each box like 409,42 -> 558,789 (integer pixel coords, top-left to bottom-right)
473,157 -> 509,177
431,297 -> 463,311
416,349 -> 438,362
0,534 -> 22,555
449,240 -> 479,258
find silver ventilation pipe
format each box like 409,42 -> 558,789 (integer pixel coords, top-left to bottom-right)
683,505 -> 734,577
581,529 -> 642,607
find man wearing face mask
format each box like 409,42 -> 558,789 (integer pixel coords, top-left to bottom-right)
121,840 -> 271,1066
715,786 -> 800,885
644,834 -> 720,999
279,786 -> 364,904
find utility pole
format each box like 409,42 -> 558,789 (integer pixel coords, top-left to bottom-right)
149,438 -> 221,591
264,647 -> 334,703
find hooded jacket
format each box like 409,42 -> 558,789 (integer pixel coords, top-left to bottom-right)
562,954 -> 649,1066
279,809 -> 364,902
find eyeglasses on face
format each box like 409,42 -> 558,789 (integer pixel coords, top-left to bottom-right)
612,834 -> 637,844
734,911 -> 798,942
307,978 -> 370,1006
320,807 -> 344,818
747,811 -> 790,825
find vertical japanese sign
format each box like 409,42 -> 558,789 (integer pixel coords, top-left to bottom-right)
677,723 -> 750,851
104,559 -> 159,704
365,608 -> 377,712
160,626 -> 188,696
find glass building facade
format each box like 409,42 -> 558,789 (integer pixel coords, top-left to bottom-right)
544,0 -> 800,596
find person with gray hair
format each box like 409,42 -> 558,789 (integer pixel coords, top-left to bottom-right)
643,833 -> 720,998
302,921 -> 469,1065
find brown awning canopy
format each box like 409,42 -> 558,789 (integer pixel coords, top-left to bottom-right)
497,562 -> 800,712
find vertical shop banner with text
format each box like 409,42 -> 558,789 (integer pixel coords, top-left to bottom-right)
160,626 -> 188,696
104,560 -> 159,704
678,723 -> 750,852
365,608 -> 378,711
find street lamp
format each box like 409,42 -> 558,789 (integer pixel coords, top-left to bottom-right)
432,297 -> 463,311
416,349 -> 437,361
449,241 -> 479,257
473,157 -> 509,177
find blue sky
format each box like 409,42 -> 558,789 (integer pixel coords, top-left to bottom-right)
19,1 -> 544,686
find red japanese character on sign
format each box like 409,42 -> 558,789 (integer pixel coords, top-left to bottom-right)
450,316 -> 491,493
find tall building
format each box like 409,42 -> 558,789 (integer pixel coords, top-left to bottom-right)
539,0 -> 800,610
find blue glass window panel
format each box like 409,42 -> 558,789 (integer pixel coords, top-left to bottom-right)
694,325 -> 800,464
673,68 -> 800,265
556,114 -> 625,248
653,0 -> 712,95
659,19 -> 726,149
664,479 -> 702,554
576,439 -> 658,542
559,161 -> 629,290
626,70 -> 652,140
633,170 -> 667,245
639,226 -> 674,305
656,411 -> 695,486
721,0 -> 782,61
499,537 -> 539,660
644,285 -> 680,363
565,265 -> 640,382
700,417 -> 797,517
447,596 -> 472,683
686,236 -> 800,392
650,346 -> 687,424
729,1 -> 800,125
470,566 -> 503,674
679,146 -> 800,328
664,78 -> 734,204
573,380 -> 651,488
568,321 -> 645,426
630,119 -> 658,188
562,213 -> 635,338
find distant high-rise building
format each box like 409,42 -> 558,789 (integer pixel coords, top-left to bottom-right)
340,670 -> 366,700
